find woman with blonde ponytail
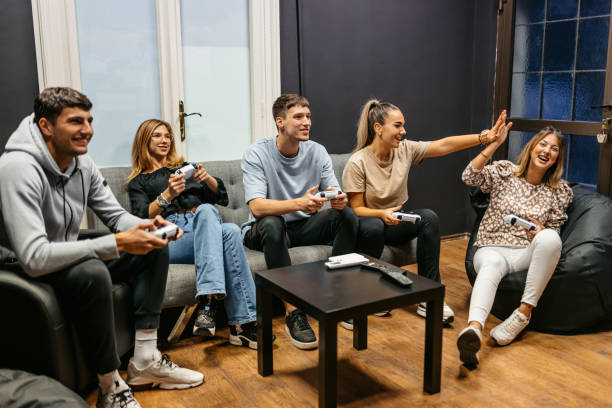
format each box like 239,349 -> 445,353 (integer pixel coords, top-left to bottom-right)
342,99 -> 509,325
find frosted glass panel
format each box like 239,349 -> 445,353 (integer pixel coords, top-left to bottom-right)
181,0 -> 251,162
75,0 -> 161,167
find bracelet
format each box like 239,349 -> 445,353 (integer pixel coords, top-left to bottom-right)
479,129 -> 491,146
156,193 -> 170,208
479,151 -> 491,160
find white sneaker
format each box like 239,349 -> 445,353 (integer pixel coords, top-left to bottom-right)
416,302 -> 455,324
373,310 -> 392,317
339,319 -> 354,331
96,387 -> 141,408
127,353 -> 204,390
456,326 -> 482,367
490,308 -> 530,346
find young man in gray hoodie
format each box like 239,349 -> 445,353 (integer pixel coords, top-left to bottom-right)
0,87 -> 203,408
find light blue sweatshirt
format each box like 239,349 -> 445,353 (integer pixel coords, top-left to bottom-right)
241,136 -> 340,236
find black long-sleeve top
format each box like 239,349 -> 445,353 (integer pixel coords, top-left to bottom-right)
127,163 -> 228,219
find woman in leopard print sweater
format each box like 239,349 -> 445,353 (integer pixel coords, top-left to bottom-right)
456,124 -> 573,368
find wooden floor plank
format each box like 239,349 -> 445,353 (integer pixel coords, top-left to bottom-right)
85,239 -> 612,407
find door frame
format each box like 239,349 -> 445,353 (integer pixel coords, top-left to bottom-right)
30,0 -> 280,157
493,0 -> 612,194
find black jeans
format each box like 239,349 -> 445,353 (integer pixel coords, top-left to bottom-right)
244,207 -> 359,269
39,248 -> 169,374
357,206 -> 441,282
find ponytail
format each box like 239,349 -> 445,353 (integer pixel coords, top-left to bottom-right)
353,99 -> 400,153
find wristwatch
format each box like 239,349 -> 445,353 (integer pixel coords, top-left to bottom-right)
156,193 -> 170,208
479,129 -> 491,145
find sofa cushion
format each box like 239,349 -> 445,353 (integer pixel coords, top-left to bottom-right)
89,153 -> 416,309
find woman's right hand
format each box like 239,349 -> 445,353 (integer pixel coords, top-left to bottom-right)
166,173 -> 186,200
381,205 -> 402,226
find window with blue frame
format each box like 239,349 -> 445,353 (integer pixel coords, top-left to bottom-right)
509,0 -> 611,190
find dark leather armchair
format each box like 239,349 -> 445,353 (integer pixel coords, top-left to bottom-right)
0,231 -> 134,395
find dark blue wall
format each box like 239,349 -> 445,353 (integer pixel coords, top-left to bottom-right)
0,0 -> 39,152
280,0 -> 498,235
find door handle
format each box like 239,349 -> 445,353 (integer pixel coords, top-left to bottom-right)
591,104 -> 612,110
178,100 -> 202,141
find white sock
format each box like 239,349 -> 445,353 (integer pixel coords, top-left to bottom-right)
98,370 -> 129,394
133,329 -> 161,368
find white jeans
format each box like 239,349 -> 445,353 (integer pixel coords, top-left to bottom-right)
469,229 -> 562,328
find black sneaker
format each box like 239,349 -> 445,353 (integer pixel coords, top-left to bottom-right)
284,310 -> 318,350
193,297 -> 217,336
229,321 -> 276,350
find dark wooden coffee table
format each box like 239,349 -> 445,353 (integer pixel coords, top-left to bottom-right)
255,257 -> 444,408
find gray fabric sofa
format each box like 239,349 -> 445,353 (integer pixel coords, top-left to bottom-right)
87,153 -> 417,311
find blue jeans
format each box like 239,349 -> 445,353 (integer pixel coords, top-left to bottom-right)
168,203 -> 256,325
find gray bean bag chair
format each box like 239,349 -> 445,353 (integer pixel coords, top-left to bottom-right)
464,184 -> 612,334
0,369 -> 87,407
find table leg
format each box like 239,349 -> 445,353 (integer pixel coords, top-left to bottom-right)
257,285 -> 273,376
423,293 -> 443,394
319,318 -> 337,408
353,316 -> 367,350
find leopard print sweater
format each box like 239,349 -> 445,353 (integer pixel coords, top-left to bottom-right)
462,160 -> 573,248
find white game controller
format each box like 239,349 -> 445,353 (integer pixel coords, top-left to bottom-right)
150,224 -> 179,239
392,212 -> 421,223
314,190 -> 342,200
503,215 -> 537,231
174,164 -> 197,179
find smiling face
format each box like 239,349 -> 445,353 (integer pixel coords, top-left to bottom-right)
373,109 -> 406,148
276,105 -> 311,142
39,106 -> 93,171
148,124 -> 172,161
529,133 -> 560,172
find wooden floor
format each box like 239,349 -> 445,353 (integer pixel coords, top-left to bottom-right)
85,238 -> 612,407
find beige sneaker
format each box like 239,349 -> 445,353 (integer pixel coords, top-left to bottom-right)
127,353 -> 204,390
96,388 -> 141,408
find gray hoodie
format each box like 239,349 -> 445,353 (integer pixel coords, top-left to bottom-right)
0,114 -> 143,277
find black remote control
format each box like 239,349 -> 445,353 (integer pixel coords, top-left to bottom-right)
361,261 -> 413,286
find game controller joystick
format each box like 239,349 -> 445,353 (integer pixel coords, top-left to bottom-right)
391,212 -> 421,224
150,224 -> 179,239
174,164 -> 197,179
314,190 -> 342,200
503,215 -> 537,231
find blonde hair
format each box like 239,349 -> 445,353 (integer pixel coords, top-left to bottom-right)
353,99 -> 400,153
514,126 -> 566,188
126,119 -> 184,185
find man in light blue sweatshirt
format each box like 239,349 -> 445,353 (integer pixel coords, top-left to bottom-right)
0,88 -> 203,408
242,94 -> 359,350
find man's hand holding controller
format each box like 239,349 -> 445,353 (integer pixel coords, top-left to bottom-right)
115,215 -> 183,255
314,187 -> 348,210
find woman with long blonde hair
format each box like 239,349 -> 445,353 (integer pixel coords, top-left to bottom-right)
341,99 -> 508,328
457,126 -> 573,368
127,119 -> 262,349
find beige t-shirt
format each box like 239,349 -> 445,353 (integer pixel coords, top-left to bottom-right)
342,139 -> 430,209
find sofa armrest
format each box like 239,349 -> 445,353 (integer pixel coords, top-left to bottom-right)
0,269 -> 77,389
